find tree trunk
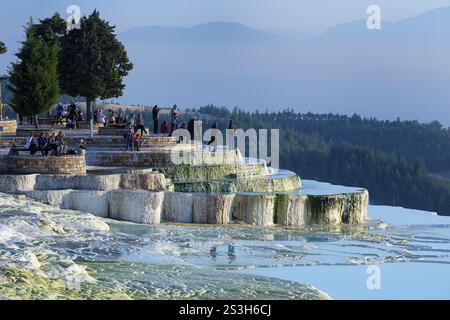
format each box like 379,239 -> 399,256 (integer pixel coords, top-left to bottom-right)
0,79 -> 3,121
86,99 -> 92,122
34,115 -> 39,129
86,98 -> 94,134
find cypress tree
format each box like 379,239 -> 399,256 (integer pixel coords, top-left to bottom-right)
8,23 -> 60,128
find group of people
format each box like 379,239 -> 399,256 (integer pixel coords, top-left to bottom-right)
55,102 -> 84,129
150,104 -> 174,135
21,131 -> 86,157
123,123 -> 143,152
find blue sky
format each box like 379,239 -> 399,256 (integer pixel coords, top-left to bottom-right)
1,0 -> 450,38
2,0 -> 450,123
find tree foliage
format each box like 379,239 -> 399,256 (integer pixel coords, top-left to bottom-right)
8,23 -> 60,125
60,10 -> 133,120
0,41 -> 6,54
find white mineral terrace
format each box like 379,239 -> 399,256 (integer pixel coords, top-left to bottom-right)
0,127 -> 368,227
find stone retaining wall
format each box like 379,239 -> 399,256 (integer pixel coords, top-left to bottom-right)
0,135 -> 180,147
0,120 -> 17,134
0,155 -> 86,175
85,149 -> 242,167
98,127 -> 149,136
16,128 -> 60,137
77,122 -> 104,129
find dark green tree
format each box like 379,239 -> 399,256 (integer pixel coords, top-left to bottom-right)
0,41 -> 6,54
8,23 -> 60,128
35,13 -> 67,42
35,13 -> 67,94
60,10 -> 133,123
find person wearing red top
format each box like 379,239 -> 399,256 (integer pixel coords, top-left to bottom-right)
160,121 -> 170,134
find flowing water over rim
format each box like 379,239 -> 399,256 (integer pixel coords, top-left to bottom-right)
0,188 -> 449,300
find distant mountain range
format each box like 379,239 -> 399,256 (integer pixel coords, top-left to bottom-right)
2,7 -> 450,125
120,22 -> 284,45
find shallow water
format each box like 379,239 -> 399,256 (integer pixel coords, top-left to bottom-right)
0,187 -> 449,300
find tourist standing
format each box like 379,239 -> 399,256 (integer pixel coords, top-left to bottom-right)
124,123 -> 134,151
93,109 -> 99,123
187,118 -> 197,141
116,113 -> 123,126
129,113 -> 136,127
169,105 -> 178,135
227,119 -> 237,150
56,103 -> 64,118
152,105 -> 161,134
228,120 -> 236,131
97,110 -> 106,126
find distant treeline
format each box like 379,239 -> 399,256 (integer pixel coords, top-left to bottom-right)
189,105 -> 450,215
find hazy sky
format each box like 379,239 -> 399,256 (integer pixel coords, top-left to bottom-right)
1,0 -> 450,38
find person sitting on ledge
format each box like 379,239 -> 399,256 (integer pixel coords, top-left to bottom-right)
37,133 -> 48,157
79,138 -> 87,155
46,132 -> 58,156
160,121 -> 170,134
135,112 -> 147,136
29,135 -> 39,156
207,136 -> 217,152
24,133 -> 33,150
133,132 -> 142,152
66,113 -> 76,130
108,109 -> 116,127
177,122 -> 188,143
55,131 -> 67,156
